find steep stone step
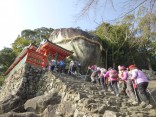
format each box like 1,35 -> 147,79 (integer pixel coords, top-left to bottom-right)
0,70 -> 155,117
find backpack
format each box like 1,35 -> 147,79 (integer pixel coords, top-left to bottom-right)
100,68 -> 107,74
109,69 -> 118,78
60,61 -> 65,67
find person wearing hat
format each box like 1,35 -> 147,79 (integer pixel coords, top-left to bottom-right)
68,60 -> 76,75
105,67 -> 119,96
98,68 -> 108,95
88,65 -> 98,83
129,64 -> 149,105
126,69 -> 137,102
118,66 -> 128,96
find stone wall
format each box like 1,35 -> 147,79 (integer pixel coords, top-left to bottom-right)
0,63 -> 44,101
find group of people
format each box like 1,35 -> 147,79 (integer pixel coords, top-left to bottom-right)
48,59 -> 66,73
88,64 -> 150,106
48,59 -> 151,106
48,59 -> 81,75
68,60 -> 81,76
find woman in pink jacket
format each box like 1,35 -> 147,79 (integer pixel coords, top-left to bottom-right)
105,68 -> 119,96
118,66 -> 128,95
129,65 -> 149,105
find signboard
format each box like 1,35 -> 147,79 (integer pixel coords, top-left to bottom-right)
26,50 -> 46,68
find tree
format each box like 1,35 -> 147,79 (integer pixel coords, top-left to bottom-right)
95,23 -> 112,68
95,22 -> 131,68
0,47 -> 16,74
21,29 -> 37,40
12,37 -> 31,55
22,27 -> 54,40
21,27 -> 54,46
136,12 -> 156,70
78,0 -> 156,19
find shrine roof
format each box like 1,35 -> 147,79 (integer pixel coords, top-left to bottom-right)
37,40 -> 73,59
4,41 -> 73,76
4,44 -> 37,76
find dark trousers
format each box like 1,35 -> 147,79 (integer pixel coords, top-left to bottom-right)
137,82 -> 149,104
99,76 -> 108,91
126,80 -> 136,101
109,81 -> 119,95
119,81 -> 127,95
59,66 -> 65,73
51,65 -> 55,71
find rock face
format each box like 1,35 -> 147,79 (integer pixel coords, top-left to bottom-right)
49,28 -> 103,71
0,63 -> 45,115
142,69 -> 156,80
0,64 -> 44,101
0,63 -> 156,117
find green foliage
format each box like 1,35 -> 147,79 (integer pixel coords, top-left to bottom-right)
0,27 -> 55,79
0,75 -> 4,86
21,27 -> 54,41
121,14 -> 135,25
136,12 -> 156,70
21,29 -> 37,40
0,47 -> 16,75
12,37 -> 31,55
0,27 -> 54,74
19,27 -> 54,47
95,22 -> 131,67
94,10 -> 156,70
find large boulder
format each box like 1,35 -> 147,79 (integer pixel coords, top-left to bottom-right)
24,91 -> 61,113
0,95 -> 24,114
0,112 -> 40,117
142,69 -> 156,80
49,28 -> 103,71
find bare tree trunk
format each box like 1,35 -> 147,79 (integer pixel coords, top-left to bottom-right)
112,46 -> 116,68
105,49 -> 108,69
146,57 -> 153,71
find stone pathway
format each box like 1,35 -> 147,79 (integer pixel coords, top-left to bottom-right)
51,72 -> 156,117
0,71 -> 156,117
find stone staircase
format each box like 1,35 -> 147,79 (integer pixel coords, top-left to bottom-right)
36,71 -> 156,117
0,70 -> 156,117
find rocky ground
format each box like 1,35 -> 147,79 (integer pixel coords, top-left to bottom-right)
0,71 -> 156,117
28,72 -> 156,117
149,80 -> 156,89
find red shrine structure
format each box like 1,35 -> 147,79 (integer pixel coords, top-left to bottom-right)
5,39 -> 73,77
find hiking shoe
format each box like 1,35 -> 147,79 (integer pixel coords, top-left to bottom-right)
100,90 -> 106,96
111,91 -> 114,94
132,101 -> 138,105
128,99 -> 133,103
103,92 -> 106,96
145,104 -> 153,109
116,94 -> 119,97
91,81 -> 96,84
140,102 -> 146,108
108,89 -> 112,91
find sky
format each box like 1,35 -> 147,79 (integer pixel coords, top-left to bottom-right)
0,0 -> 130,50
